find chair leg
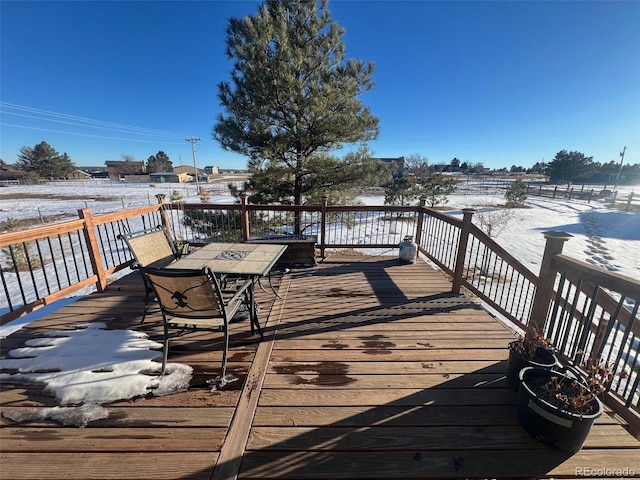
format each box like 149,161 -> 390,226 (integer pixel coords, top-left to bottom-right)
221,325 -> 229,378
140,273 -> 153,324
161,319 -> 169,375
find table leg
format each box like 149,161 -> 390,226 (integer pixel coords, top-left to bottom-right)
250,278 -> 264,339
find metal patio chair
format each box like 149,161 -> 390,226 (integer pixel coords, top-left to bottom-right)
119,226 -> 179,322
141,266 -> 262,378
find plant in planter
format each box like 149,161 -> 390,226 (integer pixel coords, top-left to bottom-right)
517,359 -> 613,453
174,239 -> 190,258
506,328 -> 559,390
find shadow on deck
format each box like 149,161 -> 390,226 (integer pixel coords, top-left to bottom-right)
1,255 -> 638,479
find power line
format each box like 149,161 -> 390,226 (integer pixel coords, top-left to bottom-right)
0,122 -> 187,145
0,102 -> 192,139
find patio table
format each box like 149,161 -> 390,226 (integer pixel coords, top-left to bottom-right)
169,242 -> 287,321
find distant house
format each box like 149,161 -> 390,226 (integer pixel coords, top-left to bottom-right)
105,160 -> 146,181
204,166 -> 220,175
67,170 -> 92,180
149,172 -> 190,183
173,165 -> 198,175
77,166 -> 109,179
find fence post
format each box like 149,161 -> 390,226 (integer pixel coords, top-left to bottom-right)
78,208 -> 108,292
452,208 -> 475,294
241,194 -> 250,242
627,192 -> 633,211
415,196 -> 427,248
320,195 -> 328,260
528,231 -> 572,332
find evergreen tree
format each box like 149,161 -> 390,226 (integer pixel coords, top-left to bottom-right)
384,176 -> 419,206
214,0 -> 379,230
505,177 -> 528,207
417,172 -> 457,208
548,150 -> 595,183
146,151 -> 173,173
15,141 -> 75,178
230,148 -> 390,206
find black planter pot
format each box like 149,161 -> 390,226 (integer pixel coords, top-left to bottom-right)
517,366 -> 603,453
506,341 -> 559,390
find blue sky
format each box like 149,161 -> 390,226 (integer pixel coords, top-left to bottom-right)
1,0 -> 638,170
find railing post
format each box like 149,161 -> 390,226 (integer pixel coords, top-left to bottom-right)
528,231 -> 573,332
452,208 -> 475,294
78,208 -> 108,292
155,194 -> 170,232
241,194 -> 250,242
415,196 -> 426,248
320,195 -> 328,260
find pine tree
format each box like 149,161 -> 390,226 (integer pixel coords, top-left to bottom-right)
418,173 -> 457,208
214,0 -> 380,231
146,151 -> 173,173
16,141 -> 75,178
505,177 -> 528,207
548,150 -> 595,183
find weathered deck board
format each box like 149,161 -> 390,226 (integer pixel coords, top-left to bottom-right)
239,256 -> 639,479
0,453 -> 217,480
1,255 -> 638,480
1,269 -> 282,480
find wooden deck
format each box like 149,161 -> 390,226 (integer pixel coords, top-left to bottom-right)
1,255 -> 639,479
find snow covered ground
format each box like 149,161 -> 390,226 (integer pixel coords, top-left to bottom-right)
1,180 -> 638,279
0,180 -> 638,426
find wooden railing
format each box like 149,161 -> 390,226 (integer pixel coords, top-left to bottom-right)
1,196 -> 638,432
0,205 -> 165,322
530,232 -> 640,435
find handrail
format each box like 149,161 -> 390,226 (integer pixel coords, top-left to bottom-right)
1,204 -> 165,323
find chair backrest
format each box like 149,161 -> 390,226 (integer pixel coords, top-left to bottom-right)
142,267 -> 226,320
120,227 -> 177,268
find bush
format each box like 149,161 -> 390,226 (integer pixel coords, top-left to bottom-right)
505,178 -> 528,207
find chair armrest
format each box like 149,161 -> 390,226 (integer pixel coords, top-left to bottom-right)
224,278 -> 254,305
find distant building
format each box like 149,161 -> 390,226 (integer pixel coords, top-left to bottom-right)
149,172 -> 190,183
67,170 -> 92,180
105,160 -> 146,181
173,165 -> 198,175
204,166 -> 220,175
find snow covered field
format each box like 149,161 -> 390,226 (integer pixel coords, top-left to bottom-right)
1,180 -> 638,280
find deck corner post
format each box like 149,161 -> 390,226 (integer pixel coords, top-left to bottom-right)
78,208 -> 108,292
320,195 -> 328,260
415,196 -> 427,248
452,208 -> 475,294
529,231 -> 573,333
241,194 -> 250,242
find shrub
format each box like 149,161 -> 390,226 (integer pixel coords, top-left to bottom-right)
505,177 -> 528,207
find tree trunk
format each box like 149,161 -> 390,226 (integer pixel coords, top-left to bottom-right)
293,156 -> 304,235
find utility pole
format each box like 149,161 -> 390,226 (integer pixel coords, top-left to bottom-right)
185,136 -> 201,191
614,146 -> 626,191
